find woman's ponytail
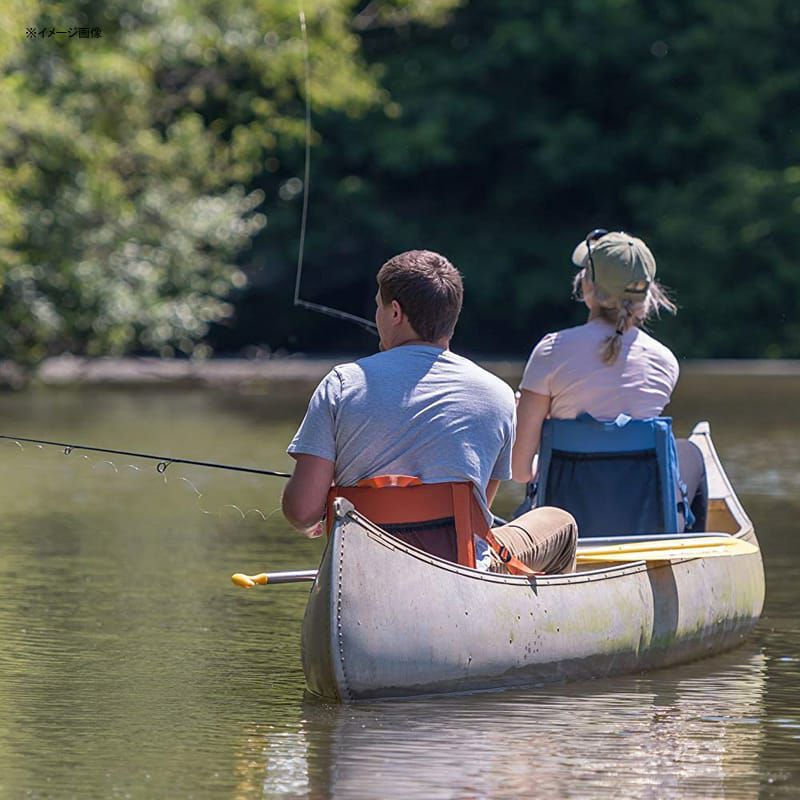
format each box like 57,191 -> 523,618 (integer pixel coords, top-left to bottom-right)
601,299 -> 635,364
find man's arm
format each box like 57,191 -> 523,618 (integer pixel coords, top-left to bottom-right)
282,453 -> 335,537
486,478 -> 501,507
511,390 -> 551,483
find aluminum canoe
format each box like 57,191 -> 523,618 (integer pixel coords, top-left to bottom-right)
300,422 -> 765,701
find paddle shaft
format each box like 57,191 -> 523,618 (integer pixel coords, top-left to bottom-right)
579,532 -> 731,546
577,540 -> 758,562
577,534 -> 744,557
252,569 -> 317,584
262,569 -> 317,583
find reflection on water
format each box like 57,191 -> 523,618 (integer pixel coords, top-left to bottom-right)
250,651 -> 768,799
0,373 -> 798,797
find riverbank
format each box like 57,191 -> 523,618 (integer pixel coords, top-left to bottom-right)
2,354 -> 800,391
1,354 -> 526,390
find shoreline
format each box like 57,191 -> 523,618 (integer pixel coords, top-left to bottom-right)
0,354 -> 798,390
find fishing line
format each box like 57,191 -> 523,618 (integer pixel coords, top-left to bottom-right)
292,3 -> 378,336
162,473 -> 274,521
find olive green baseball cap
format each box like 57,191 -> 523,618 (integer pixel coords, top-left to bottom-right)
571,230 -> 656,298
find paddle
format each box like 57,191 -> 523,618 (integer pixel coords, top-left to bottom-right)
231,536 -> 758,587
231,569 -> 317,587
576,535 -> 758,558
576,537 -> 758,563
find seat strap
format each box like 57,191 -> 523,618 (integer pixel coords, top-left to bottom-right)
678,479 -> 696,531
483,530 -> 542,577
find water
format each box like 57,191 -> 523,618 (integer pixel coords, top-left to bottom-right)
0,371 -> 797,798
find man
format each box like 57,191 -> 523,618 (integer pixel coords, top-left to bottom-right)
282,250 -> 576,574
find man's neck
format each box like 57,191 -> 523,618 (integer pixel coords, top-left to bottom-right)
389,334 -> 450,350
394,336 -> 446,348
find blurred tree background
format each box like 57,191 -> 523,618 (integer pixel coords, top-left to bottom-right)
1,0 -> 799,363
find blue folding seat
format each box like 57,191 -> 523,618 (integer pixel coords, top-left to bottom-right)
515,414 -> 694,538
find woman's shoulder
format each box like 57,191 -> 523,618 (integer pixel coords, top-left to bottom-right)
530,330 -> 557,357
631,328 -> 679,371
534,322 -> 605,353
631,327 -> 676,356
522,324 -> 602,380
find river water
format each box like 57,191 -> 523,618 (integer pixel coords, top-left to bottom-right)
0,370 -> 797,798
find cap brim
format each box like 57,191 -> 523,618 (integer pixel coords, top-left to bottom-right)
571,241 -> 589,268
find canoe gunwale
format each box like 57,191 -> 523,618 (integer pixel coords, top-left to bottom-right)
329,498 -> 757,589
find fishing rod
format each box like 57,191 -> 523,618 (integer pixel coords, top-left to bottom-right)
292,5 -> 379,337
0,434 -> 291,478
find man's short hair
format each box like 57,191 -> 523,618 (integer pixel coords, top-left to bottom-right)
377,250 -> 464,342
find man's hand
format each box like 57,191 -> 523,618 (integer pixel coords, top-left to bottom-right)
282,453 -> 335,535
298,521 -> 325,539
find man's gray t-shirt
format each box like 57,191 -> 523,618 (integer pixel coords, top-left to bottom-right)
287,345 -> 516,522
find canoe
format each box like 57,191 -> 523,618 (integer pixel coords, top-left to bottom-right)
301,422 -> 765,702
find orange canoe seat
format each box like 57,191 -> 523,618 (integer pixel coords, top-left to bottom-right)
326,476 -> 536,576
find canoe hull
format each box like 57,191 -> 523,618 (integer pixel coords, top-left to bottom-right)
302,514 -> 763,701
301,426 -> 765,702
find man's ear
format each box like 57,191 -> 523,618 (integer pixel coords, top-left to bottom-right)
390,299 -> 404,323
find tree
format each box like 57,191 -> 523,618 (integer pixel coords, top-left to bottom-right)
0,0 -> 419,361
269,0 -> 800,358
4,1 -> 799,361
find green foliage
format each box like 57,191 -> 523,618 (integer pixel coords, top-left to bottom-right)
0,0 -> 396,361
284,0 -> 800,358
3,0 -> 799,362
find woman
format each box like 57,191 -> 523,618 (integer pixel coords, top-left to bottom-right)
511,229 -> 707,531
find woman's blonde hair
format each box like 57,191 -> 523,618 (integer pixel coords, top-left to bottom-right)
573,270 -> 677,364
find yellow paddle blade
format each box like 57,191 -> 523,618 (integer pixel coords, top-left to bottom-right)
231,572 -> 269,588
576,538 -> 758,564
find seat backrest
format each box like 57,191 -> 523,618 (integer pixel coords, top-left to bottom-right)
531,414 -> 681,538
326,478 -> 488,568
